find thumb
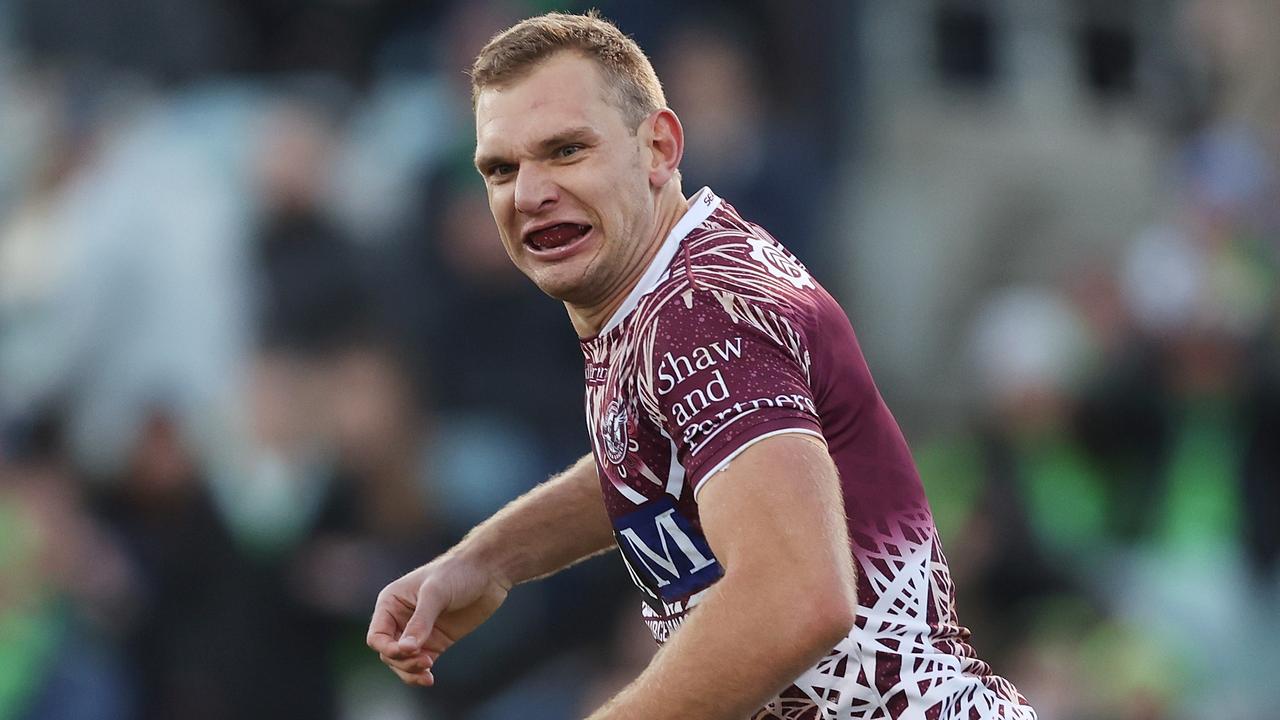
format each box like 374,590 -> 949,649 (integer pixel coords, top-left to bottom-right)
398,580 -> 447,652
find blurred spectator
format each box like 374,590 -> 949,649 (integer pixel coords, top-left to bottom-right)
1110,117 -> 1277,566
0,411 -> 133,720
284,338 -> 449,718
253,98 -> 369,356
1097,110 -> 1280,717
95,407 -> 337,720
0,74 -> 95,421
0,75 -> 251,476
967,286 -> 1106,558
289,338 -> 446,623
217,96 -> 370,558
656,16 -> 826,263
1069,267 -> 1171,545
917,287 -> 1097,658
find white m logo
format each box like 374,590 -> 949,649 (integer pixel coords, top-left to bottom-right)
618,509 -> 718,588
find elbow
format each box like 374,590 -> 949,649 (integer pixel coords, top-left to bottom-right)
808,594 -> 857,651
726,559 -> 858,663
813,558 -> 859,648
743,562 -> 857,660
744,583 -> 854,679
782,580 -> 856,661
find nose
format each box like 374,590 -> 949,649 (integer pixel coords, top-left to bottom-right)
513,163 -> 558,215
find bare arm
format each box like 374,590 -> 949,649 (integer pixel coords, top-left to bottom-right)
453,452 -> 616,586
587,434 -> 858,719
367,453 -> 616,685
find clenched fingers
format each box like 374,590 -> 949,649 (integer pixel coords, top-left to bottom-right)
367,619 -> 400,656
367,594 -> 412,656
388,663 -> 435,687
379,649 -> 436,674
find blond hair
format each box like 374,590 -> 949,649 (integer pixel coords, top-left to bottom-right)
470,10 -> 666,130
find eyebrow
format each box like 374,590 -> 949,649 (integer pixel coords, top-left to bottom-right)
475,126 -> 600,172
535,126 -> 598,153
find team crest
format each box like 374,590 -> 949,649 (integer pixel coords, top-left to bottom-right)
603,398 -> 630,464
747,236 -> 814,290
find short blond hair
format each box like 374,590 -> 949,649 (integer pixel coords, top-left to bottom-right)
470,10 -> 666,130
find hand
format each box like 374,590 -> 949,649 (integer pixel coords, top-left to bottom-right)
366,556 -> 511,686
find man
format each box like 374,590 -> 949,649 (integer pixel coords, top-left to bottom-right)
367,11 -> 1037,720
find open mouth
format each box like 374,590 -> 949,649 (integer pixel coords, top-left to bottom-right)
524,223 -> 592,252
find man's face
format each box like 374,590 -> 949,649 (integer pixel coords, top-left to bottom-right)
474,52 -> 656,308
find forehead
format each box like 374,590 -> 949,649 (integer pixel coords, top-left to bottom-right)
475,53 -> 624,155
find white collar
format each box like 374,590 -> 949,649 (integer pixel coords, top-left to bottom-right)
597,187 -> 721,336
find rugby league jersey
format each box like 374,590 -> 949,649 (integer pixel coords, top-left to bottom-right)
580,188 -> 1036,720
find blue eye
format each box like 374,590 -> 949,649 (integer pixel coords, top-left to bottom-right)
558,144 -> 583,158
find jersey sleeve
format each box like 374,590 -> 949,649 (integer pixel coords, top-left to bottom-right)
637,287 -> 824,497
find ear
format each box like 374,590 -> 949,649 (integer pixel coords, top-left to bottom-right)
646,108 -> 684,188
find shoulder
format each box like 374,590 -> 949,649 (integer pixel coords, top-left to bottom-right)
687,203 -> 819,309
634,202 -> 821,338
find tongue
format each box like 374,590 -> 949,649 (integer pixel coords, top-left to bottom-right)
528,223 -> 589,250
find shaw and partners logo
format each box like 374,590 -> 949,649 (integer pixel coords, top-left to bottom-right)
614,496 -> 723,610
656,336 -> 743,427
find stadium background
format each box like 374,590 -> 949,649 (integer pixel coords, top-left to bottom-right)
0,0 -> 1277,718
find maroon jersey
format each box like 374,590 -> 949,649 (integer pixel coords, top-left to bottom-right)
581,189 -> 1036,719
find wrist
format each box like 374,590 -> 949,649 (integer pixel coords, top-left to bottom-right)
448,534 -> 520,591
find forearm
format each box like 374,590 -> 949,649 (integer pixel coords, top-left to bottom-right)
451,454 -> 616,587
586,571 -> 853,720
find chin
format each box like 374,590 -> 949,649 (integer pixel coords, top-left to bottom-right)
523,267 -> 583,301
520,252 -> 600,302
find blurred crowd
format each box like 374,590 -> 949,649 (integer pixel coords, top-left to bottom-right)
0,1 -> 1275,719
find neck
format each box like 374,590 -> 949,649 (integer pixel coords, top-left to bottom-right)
568,186 -> 691,338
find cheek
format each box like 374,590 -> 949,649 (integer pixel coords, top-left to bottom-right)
587,162 -> 642,221
486,185 -> 506,213
495,227 -> 523,262
486,191 -> 516,229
